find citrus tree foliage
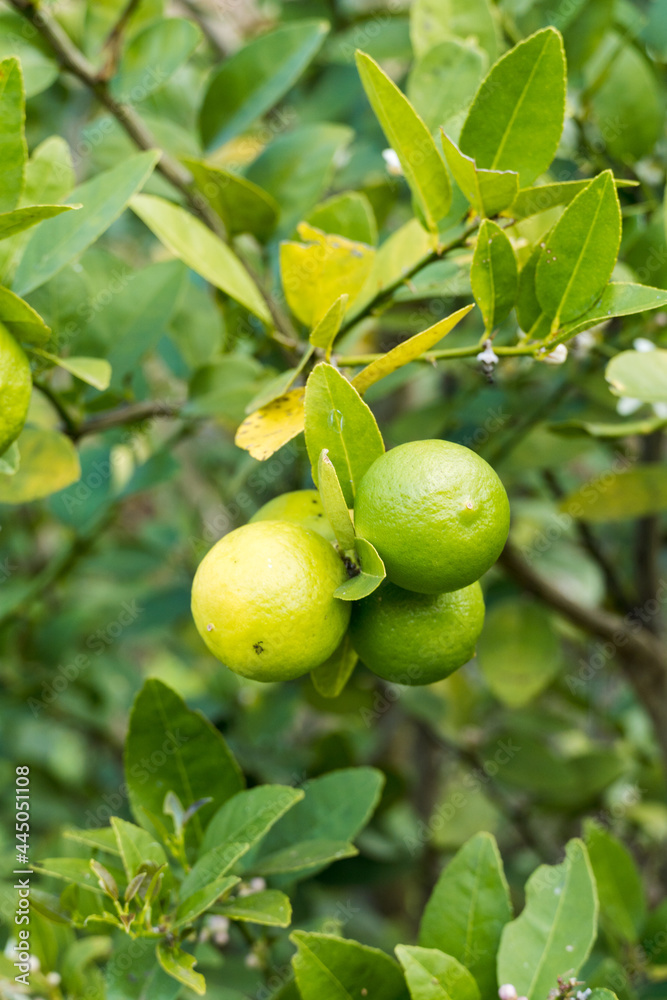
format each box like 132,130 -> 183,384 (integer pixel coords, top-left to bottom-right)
2,0 -> 667,997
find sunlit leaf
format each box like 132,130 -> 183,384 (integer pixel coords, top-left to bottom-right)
235,387 -> 305,461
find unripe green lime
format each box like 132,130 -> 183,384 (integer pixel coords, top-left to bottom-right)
0,323 -> 31,455
191,520 -> 350,682
350,580 -> 485,685
250,489 -> 335,542
354,440 -> 510,593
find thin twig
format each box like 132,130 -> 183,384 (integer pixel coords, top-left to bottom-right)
500,540 -> 667,764
99,0 -> 144,79
72,401 -> 185,440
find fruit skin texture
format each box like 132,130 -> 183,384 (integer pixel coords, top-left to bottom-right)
250,489 -> 336,543
354,440 -> 510,593
191,520 -> 350,682
0,323 -> 31,455
350,580 -> 485,685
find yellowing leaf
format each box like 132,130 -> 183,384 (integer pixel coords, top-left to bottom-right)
0,427 -> 80,503
351,304 -> 474,394
280,224 -> 374,327
235,388 -> 305,461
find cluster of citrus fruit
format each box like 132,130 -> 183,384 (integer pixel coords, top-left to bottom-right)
0,323 -> 32,456
191,440 -> 510,687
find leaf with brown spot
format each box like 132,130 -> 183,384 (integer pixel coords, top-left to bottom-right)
235,387 -> 305,461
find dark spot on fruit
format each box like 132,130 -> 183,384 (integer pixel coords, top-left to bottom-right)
343,555 -> 361,578
253,641 -> 264,654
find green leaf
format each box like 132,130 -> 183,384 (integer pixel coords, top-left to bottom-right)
584,820 -> 646,944
252,767 -> 384,879
497,839 -> 598,1000
0,13 -> 58,99
292,932 -> 409,1000
606,348 -> 667,403
0,428 -> 80,504
105,259 -> 186,388
174,874 -> 239,928
459,28 -> 566,187
63,827 -> 120,856
130,193 -> 270,323
111,18 -> 201,102
23,136 -> 75,204
14,151 -> 159,297
32,350 -> 111,390
410,0 -> 497,62
0,57 -> 26,212
396,945 -> 480,1000
180,842 -> 249,897
318,449 -> 356,551
0,285 -> 50,344
476,601 -> 561,708
309,293 -> 348,356
504,178 -> 636,221
201,785 -> 304,856
305,362 -> 384,507
310,633 -> 358,699
419,833 -> 511,998
589,35 -> 663,161
34,858 -> 108,895
560,465 -> 667,521
471,220 -> 518,333
110,817 -> 167,881
441,132 -> 519,218
247,123 -> 353,236
125,679 -> 244,847
156,944 -> 205,996
0,204 -> 76,240
107,936 -> 181,1000
535,171 -> 621,330
281,224 -> 375,327
334,537 -> 386,600
90,859 -> 119,900
552,283 -> 667,344
407,38 -> 486,138
183,158 -> 278,241
516,241 -> 544,335
550,415 -> 667,438
356,50 -> 451,231
217,889 -> 291,927
307,191 -> 377,245
351,305 -> 474,395
252,839 -> 357,875
199,20 -> 329,150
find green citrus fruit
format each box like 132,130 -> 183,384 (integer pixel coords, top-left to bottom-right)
354,440 -> 510,593
0,324 -> 31,455
350,580 -> 485,685
250,489 -> 335,542
191,520 -> 350,682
